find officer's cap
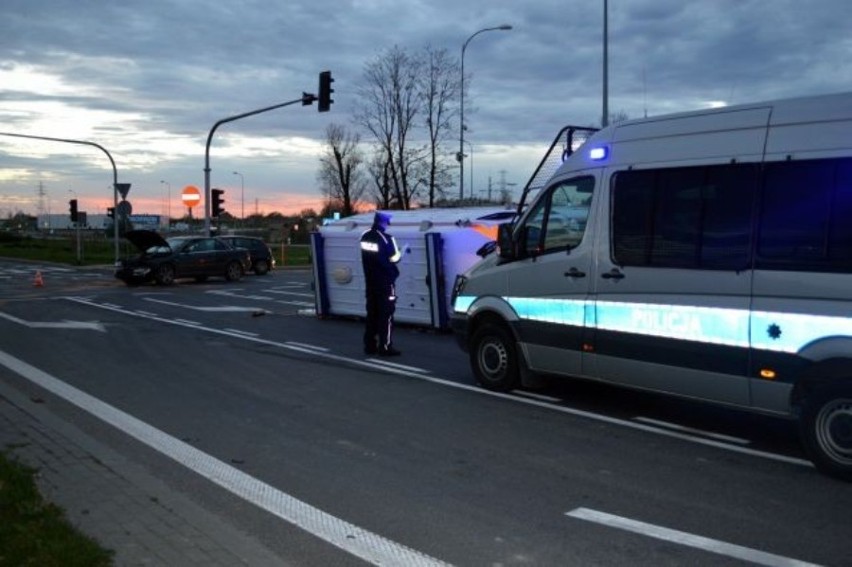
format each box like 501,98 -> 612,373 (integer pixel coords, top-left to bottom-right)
373,211 -> 392,226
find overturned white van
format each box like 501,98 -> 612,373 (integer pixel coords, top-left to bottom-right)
311,207 -> 515,329
451,92 -> 852,480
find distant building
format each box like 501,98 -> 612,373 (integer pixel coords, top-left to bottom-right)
37,214 -> 164,231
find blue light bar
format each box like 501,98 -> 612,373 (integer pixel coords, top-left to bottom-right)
589,146 -> 608,161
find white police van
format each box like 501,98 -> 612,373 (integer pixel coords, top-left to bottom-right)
451,92 -> 852,480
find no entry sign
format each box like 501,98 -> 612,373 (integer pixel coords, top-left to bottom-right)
181,185 -> 201,208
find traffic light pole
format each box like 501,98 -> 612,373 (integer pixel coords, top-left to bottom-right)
0,131 -> 122,265
203,93 -> 317,236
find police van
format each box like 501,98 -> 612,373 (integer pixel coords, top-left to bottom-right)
450,92 -> 852,480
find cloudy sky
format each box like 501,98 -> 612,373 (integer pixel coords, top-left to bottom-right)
1,0 -> 850,220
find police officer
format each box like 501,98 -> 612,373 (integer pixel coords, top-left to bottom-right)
360,211 -> 404,356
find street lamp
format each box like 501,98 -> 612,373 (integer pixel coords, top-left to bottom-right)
160,180 -> 171,229
464,140 -> 474,197
232,171 -> 244,221
602,0 -> 609,127
459,24 -> 512,201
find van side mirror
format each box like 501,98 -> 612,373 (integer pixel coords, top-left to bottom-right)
497,223 -> 515,260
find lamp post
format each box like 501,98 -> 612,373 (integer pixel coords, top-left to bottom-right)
459,24 -> 512,201
160,180 -> 171,230
232,171 -> 244,222
464,140 -> 474,198
602,0 -> 609,127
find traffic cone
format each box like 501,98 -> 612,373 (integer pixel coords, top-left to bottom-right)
33,270 -> 44,287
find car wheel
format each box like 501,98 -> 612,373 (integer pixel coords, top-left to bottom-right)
799,384 -> 852,481
253,259 -> 270,275
470,322 -> 520,392
225,261 -> 243,282
155,264 -> 176,285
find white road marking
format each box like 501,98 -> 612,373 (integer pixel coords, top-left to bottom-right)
208,289 -> 315,304
566,508 -> 822,567
367,359 -> 430,373
173,318 -> 201,326
0,349 -> 451,567
285,341 -> 329,352
67,297 -> 814,469
145,297 -> 270,313
633,416 -> 751,445
224,328 -> 260,337
275,300 -> 316,307
264,289 -> 316,298
134,310 -> 159,317
0,311 -> 106,332
511,390 -> 562,403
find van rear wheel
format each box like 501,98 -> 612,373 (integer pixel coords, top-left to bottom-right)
470,322 -> 519,392
800,385 -> 852,482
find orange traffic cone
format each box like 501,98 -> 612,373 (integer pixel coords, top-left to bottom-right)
33,270 -> 44,287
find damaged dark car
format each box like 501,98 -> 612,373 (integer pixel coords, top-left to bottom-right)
115,230 -> 252,286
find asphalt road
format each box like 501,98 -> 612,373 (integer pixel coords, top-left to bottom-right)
1,260 -> 850,566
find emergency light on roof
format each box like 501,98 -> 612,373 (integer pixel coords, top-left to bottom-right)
589,146 -> 609,161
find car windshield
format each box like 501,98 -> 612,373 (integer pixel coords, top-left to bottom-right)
163,237 -> 191,253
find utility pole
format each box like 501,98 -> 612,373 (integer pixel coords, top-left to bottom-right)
602,0 -> 609,127
203,92 -> 319,236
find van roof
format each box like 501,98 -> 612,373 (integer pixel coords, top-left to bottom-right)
557,91 -> 852,173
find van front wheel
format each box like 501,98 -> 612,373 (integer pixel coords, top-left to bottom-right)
470,323 -> 520,392
800,385 -> 852,481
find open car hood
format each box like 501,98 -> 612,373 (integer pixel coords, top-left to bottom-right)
124,230 -> 170,252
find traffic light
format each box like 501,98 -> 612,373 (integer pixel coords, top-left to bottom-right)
212,188 -> 225,217
107,207 -> 115,219
318,70 -> 334,112
69,199 -> 78,222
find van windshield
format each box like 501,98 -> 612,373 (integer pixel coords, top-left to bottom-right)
520,176 -> 595,255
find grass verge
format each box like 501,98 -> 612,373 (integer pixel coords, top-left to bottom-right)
0,451 -> 114,566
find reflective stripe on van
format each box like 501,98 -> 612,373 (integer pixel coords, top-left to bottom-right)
456,294 -> 852,356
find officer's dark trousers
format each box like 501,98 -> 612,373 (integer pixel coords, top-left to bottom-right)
364,284 -> 396,351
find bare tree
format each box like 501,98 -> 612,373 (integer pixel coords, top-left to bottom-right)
355,45 -> 425,210
419,45 -> 459,207
366,147 -> 394,208
316,123 -> 367,217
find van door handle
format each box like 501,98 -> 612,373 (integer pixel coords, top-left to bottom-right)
601,268 -> 625,280
564,267 -> 586,278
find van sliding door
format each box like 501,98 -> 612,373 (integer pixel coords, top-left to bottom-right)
591,164 -> 758,405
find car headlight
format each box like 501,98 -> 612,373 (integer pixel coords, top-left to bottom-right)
451,275 -> 468,306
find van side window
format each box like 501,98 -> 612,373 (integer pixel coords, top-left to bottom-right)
612,164 -> 756,269
757,158 -> 852,272
522,177 -> 594,256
